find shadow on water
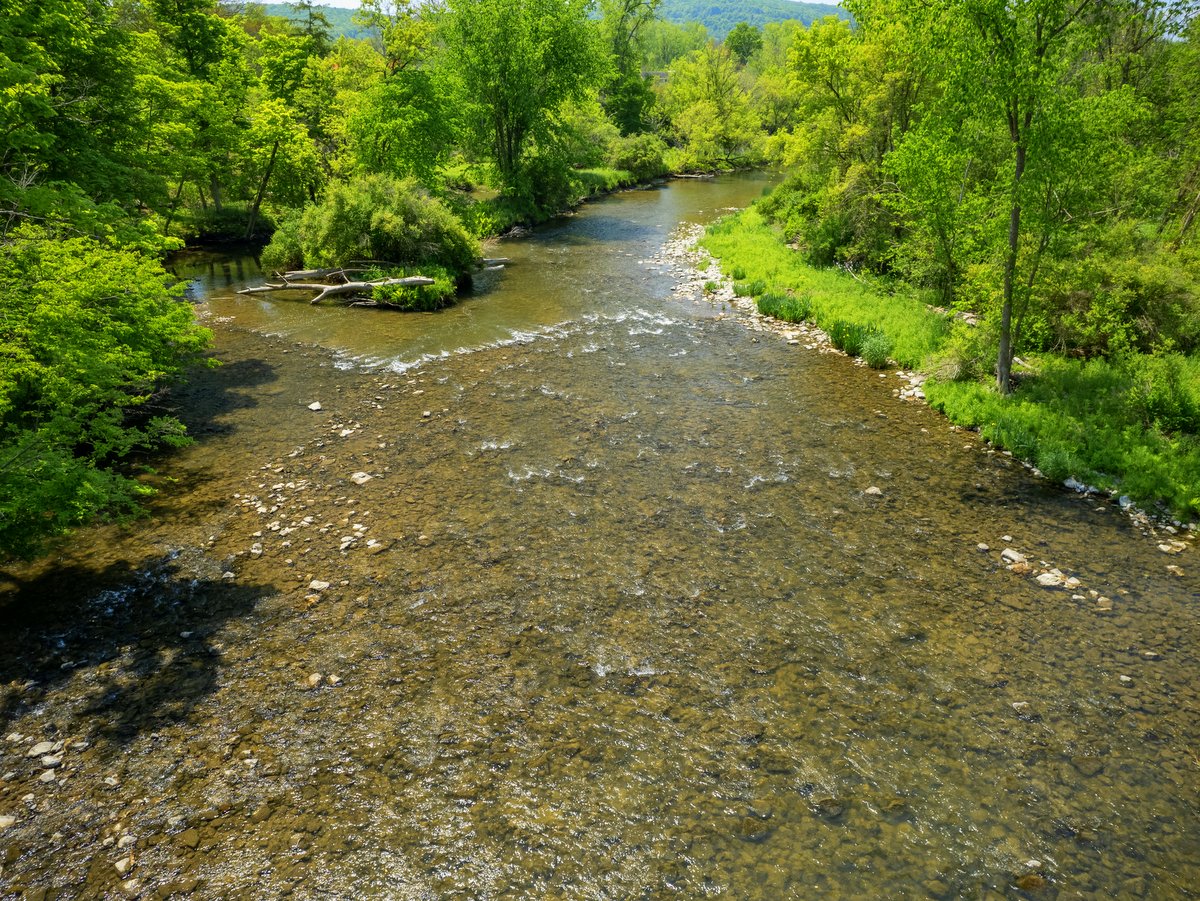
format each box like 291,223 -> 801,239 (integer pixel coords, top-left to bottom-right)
167,354 -> 279,440
0,554 -> 274,748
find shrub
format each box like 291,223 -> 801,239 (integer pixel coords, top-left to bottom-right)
608,133 -> 670,181
733,278 -> 766,297
265,174 -> 480,278
1123,353 -> 1200,435
365,265 -> 458,311
260,212 -> 304,273
828,320 -> 869,356
860,330 -> 893,369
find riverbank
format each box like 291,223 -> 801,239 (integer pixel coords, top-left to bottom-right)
694,206 -> 1200,527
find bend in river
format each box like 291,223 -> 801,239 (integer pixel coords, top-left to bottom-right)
1,175 -> 1198,899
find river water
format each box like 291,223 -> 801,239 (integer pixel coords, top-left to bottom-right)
1,176 -> 1198,899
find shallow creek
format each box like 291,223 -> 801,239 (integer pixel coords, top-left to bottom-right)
0,175 -> 1198,900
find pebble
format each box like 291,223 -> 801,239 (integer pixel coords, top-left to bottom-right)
103,776 -> 120,787
114,856 -> 133,875
308,580 -> 330,591
308,402 -> 322,411
40,755 -> 62,768
326,674 -> 343,686
1001,548 -> 1026,565
26,742 -> 55,758
178,828 -> 201,849
0,815 -> 15,828
117,834 -> 135,849
307,673 -> 324,689
864,486 -> 883,496
37,770 -> 56,783
1035,571 -> 1065,588
977,543 -> 990,552
350,472 -> 373,486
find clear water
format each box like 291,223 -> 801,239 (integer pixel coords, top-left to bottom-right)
0,175 -> 1197,899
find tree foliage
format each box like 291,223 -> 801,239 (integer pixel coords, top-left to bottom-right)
0,228 -> 211,557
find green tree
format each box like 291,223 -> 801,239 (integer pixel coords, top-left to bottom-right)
725,21 -> 763,66
440,0 -> 608,194
0,228 -> 211,558
661,43 -> 760,168
599,0 -> 661,133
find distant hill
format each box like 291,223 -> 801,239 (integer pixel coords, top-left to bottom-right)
262,0 -> 846,43
660,0 -> 846,37
261,4 -> 373,40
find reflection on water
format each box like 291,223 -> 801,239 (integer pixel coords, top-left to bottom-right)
1,175 -> 1198,899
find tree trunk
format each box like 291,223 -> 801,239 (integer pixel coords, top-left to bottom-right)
209,173 -> 224,212
246,140 -> 280,240
998,143 -> 1027,395
163,174 -> 188,234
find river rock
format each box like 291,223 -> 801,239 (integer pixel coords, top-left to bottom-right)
26,742 -> 55,758
40,755 -> 61,768
1036,571 -> 1065,588
864,486 -> 883,496
350,472 -> 373,486
1000,548 -> 1027,565
178,828 -> 201,849
308,580 -> 330,591
0,815 -> 15,828
308,402 -> 322,412
307,673 -> 324,689
37,770 -> 56,783
114,856 -> 133,876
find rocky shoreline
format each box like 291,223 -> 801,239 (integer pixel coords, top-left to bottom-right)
654,221 -> 1196,565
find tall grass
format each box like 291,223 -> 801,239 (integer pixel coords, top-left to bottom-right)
702,209 -> 948,368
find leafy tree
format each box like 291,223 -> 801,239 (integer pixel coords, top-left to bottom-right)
264,173 -> 480,275
660,43 -> 760,168
599,0 -> 662,133
440,0 -> 608,195
725,22 -> 763,65
0,227 -> 211,559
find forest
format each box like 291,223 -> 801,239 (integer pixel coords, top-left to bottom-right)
1,0 -> 1199,556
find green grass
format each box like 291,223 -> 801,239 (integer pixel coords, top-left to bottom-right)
703,207 -> 1200,520
702,208 -> 949,369
926,356 -> 1200,518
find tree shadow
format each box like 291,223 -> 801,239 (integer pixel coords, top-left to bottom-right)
0,552 -> 274,747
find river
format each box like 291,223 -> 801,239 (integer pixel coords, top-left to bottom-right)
1,175 -> 1198,899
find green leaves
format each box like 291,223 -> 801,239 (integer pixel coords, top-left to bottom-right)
0,227 -> 211,558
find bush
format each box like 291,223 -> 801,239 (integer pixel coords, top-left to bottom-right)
828,320 -> 869,356
363,265 -> 458,311
608,134 -> 670,182
260,212 -> 304,273
860,330 -> 893,369
264,174 -> 480,278
1123,353 -> 1200,435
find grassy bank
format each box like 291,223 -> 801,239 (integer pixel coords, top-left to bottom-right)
702,208 -> 1200,521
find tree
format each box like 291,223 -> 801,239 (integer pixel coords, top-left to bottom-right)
661,44 -> 760,168
599,0 -> 661,133
440,0 -> 608,194
725,21 -> 763,66
889,0 -> 1104,392
0,227 -> 211,558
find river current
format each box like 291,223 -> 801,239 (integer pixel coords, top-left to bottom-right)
0,175 -> 1197,899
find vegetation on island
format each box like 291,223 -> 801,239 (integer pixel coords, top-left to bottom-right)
700,0 -> 1200,519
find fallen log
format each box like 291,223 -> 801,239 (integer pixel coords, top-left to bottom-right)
237,276 -> 436,305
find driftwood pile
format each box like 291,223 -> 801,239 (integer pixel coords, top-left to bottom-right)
238,259 -> 511,308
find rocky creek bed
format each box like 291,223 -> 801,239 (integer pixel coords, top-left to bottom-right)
0,177 -> 1198,899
